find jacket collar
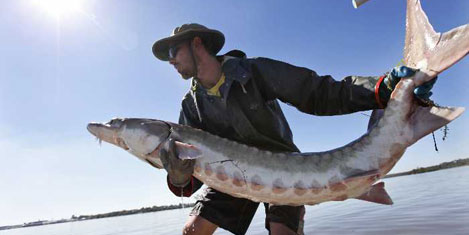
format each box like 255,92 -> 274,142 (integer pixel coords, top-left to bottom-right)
222,56 -> 251,85
191,56 -> 251,101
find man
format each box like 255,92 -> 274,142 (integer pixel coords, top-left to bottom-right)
152,23 -> 433,235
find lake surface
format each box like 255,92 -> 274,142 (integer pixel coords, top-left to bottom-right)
2,166 -> 468,235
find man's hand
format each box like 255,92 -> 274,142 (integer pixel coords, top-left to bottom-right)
378,66 -> 437,107
413,76 -> 437,104
159,138 -> 195,187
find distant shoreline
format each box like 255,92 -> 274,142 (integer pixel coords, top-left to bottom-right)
383,158 -> 469,178
0,203 -> 195,231
2,158 -> 468,231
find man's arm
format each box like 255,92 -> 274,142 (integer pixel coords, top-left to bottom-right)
249,57 -> 380,116
164,108 -> 203,198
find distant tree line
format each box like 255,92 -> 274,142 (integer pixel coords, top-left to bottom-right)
384,158 -> 469,178
72,203 -> 195,221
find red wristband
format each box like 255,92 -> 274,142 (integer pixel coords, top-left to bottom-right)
375,75 -> 386,109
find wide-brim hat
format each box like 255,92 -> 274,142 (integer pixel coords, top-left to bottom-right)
152,23 -> 225,61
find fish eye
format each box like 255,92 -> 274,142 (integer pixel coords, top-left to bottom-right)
107,118 -> 123,127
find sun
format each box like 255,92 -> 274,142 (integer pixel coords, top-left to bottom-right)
31,0 -> 84,19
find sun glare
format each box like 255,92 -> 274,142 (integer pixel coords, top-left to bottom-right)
31,0 -> 84,18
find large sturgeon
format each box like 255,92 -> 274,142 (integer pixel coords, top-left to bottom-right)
87,0 -> 467,206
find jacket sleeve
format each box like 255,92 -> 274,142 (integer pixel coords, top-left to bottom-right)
166,99 -> 204,197
167,174 -> 203,197
249,57 -> 381,116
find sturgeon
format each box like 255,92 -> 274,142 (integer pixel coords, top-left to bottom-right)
87,0 -> 467,206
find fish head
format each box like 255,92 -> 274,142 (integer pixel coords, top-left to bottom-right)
87,118 -> 171,157
87,118 -> 129,150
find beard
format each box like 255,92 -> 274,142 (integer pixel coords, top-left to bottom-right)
178,66 -> 196,80
174,53 -> 197,80
180,72 -> 193,80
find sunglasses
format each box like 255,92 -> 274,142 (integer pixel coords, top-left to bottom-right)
168,41 -> 187,60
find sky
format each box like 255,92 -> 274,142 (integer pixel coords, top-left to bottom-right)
0,0 -> 468,226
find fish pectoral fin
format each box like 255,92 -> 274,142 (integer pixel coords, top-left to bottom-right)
356,182 -> 393,205
174,141 -> 202,159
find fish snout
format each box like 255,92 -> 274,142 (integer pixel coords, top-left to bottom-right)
87,123 -> 101,137
87,122 -> 122,148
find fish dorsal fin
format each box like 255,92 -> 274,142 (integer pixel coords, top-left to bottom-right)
175,141 -> 203,159
356,182 -> 393,205
404,0 -> 469,72
367,110 -> 384,131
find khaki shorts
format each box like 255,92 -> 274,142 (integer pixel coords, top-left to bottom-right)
190,187 -> 305,235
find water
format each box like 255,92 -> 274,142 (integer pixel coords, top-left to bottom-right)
2,167 -> 468,235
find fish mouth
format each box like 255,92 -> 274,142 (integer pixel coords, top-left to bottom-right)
87,122 -> 105,138
87,122 -> 129,150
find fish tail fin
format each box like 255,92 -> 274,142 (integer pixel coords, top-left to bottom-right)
356,182 -> 393,205
408,105 -> 464,145
404,0 -> 439,68
405,0 -> 469,72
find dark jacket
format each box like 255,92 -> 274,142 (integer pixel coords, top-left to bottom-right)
168,56 -> 381,196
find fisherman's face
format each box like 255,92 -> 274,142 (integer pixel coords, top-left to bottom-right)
168,40 -> 196,79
